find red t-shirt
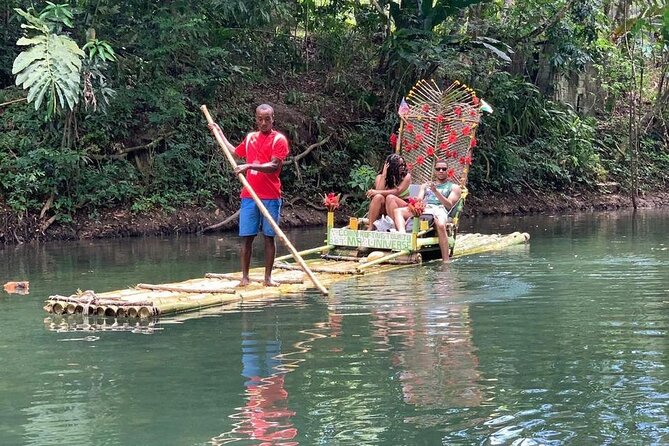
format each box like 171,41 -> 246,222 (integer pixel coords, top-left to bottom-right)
234,130 -> 289,199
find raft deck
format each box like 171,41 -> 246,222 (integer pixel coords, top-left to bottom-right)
43,231 -> 530,319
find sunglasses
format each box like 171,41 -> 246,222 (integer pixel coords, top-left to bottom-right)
435,167 -> 448,172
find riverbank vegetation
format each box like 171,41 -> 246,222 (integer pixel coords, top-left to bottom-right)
1,0 -> 667,243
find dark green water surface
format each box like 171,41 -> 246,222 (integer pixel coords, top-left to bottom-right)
1,210 -> 667,446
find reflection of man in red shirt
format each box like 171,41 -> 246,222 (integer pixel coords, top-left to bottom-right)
238,374 -> 297,445
235,329 -> 297,445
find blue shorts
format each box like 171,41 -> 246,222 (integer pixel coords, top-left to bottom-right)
239,198 -> 282,237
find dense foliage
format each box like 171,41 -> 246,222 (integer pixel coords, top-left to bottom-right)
0,0 -> 667,233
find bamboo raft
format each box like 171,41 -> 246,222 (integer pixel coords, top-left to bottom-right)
44,79 -> 529,322
43,231 -> 529,320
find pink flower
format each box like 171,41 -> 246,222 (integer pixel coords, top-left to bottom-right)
421,104 -> 430,112
407,197 -> 426,217
322,192 -> 341,211
390,133 -> 398,148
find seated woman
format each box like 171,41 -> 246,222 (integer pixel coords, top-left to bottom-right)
393,160 -> 461,261
365,153 -> 411,230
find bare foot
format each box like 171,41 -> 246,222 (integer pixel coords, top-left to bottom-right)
238,277 -> 250,287
264,278 -> 280,287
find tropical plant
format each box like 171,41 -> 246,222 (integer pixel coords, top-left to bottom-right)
11,4 -> 84,119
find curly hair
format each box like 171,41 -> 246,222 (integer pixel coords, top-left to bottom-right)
381,153 -> 408,189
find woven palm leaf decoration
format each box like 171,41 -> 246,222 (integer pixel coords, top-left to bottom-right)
396,79 -> 490,186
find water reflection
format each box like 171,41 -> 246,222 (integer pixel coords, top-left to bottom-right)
210,313 -> 298,445
44,315 -> 160,334
2,211 -> 669,446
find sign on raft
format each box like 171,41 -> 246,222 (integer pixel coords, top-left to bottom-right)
329,228 -> 414,251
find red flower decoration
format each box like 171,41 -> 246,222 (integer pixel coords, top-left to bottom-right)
447,168 -> 456,179
454,106 -> 462,117
436,114 -> 445,123
459,156 -> 466,165
426,147 -> 435,156
448,131 -> 458,144
470,137 -> 477,148
322,192 -> 341,212
464,155 -> 472,165
407,198 -> 426,217
416,155 -> 426,165
439,142 -> 449,151
406,123 -> 414,133
390,133 -> 398,148
469,110 -> 478,117
462,126 -> 471,136
415,134 -> 424,143
404,145 -> 413,153
443,124 -> 451,133
407,162 -> 414,171
421,104 -> 430,112
423,122 -> 431,134
472,96 -> 480,106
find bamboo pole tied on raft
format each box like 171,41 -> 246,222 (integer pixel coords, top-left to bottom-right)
200,105 -> 328,295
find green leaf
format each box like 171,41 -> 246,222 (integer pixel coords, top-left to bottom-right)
12,30 -> 83,116
479,42 -> 512,62
16,36 -> 46,46
12,45 -> 46,74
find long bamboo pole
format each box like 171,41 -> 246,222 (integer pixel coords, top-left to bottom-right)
200,105 -> 328,295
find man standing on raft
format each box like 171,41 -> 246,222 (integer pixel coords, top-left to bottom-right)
210,104 -> 289,286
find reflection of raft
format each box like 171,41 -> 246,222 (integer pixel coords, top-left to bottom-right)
43,231 -> 529,319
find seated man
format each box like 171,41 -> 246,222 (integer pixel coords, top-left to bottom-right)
393,160 -> 461,261
365,153 -> 412,230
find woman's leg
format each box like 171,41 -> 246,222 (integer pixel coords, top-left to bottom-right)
385,195 -> 407,224
367,194 -> 386,230
393,207 -> 413,233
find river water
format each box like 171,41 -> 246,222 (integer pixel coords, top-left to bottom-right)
0,210 -> 667,446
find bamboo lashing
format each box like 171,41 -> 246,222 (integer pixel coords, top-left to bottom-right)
200,105 -> 328,295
